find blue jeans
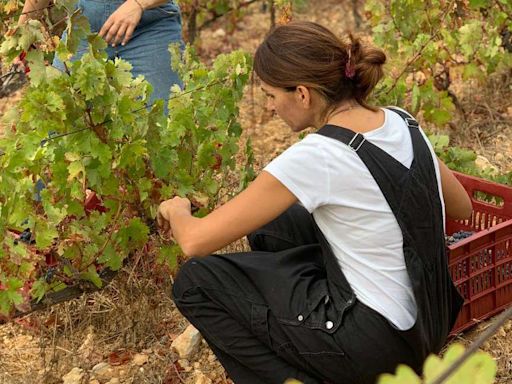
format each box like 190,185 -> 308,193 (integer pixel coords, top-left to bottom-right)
54,0 -> 183,110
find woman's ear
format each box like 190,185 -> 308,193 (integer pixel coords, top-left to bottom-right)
295,85 -> 311,109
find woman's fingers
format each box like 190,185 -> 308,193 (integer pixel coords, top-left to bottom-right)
98,18 -> 114,41
99,1 -> 142,46
122,24 -> 136,46
101,20 -> 122,45
112,23 -> 128,47
157,211 -> 172,237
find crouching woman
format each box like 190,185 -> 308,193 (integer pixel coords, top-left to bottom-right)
157,21 -> 472,384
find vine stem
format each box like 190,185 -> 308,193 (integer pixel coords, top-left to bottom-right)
383,0 -> 455,96
431,305 -> 512,384
199,0 -> 260,30
90,201 -> 124,265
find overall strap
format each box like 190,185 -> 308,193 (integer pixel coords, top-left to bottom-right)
314,110 -> 422,313
316,107 -> 419,158
317,109 -> 461,358
385,107 -> 419,128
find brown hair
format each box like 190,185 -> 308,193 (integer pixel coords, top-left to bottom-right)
254,21 -> 386,111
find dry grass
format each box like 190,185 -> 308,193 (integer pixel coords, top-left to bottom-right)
445,68 -> 512,165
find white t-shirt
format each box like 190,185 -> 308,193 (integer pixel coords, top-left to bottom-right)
264,107 -> 445,330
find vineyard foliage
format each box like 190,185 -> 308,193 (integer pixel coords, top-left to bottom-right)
287,343 -> 497,384
377,343 -> 496,384
366,0 -> 512,126
0,0 -> 252,316
365,0 -> 512,183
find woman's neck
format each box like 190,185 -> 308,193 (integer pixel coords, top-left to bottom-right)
324,103 -> 385,133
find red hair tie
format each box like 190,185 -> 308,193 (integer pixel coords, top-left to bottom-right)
345,46 -> 355,79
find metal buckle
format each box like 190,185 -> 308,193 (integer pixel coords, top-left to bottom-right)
348,133 -> 366,152
405,117 -> 419,128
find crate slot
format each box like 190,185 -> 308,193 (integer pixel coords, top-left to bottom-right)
472,190 -> 504,207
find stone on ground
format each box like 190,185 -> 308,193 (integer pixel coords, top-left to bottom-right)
171,324 -> 203,359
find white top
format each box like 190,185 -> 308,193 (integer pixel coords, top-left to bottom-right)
264,107 -> 445,330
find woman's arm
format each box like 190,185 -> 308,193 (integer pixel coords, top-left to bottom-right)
438,158 -> 473,220
19,0 -> 51,25
158,171 -> 298,258
99,0 -> 169,47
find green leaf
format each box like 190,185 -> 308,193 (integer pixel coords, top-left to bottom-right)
34,220 -> 58,250
468,0 -> 489,9
73,54 -> 106,100
378,365 -> 421,384
97,243 -> 122,271
463,63 -> 483,81
157,244 -> 181,270
204,179 -> 219,195
80,265 -> 102,288
31,279 -> 48,302
25,49 -> 47,86
67,160 -> 85,182
115,218 -> 149,249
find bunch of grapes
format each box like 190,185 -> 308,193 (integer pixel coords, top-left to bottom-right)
445,230 -> 474,246
13,228 -> 34,245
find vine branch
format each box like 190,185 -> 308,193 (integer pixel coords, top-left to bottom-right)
383,0 -> 455,96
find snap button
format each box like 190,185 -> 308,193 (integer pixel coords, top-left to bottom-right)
297,314 -> 304,321
325,320 -> 334,330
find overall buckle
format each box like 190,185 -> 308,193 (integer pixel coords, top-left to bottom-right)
348,133 -> 366,152
405,117 -> 419,128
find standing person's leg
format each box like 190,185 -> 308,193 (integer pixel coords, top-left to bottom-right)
115,2 -> 183,111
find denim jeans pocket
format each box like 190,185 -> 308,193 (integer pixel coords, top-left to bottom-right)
155,2 -> 180,16
139,4 -> 181,29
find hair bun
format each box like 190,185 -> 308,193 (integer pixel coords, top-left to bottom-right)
347,35 -> 386,100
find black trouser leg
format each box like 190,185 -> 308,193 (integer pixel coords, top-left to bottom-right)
172,206 -> 325,383
248,204 -> 318,252
173,254 -> 321,384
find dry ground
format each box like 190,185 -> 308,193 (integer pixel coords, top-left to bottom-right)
1,1 -> 512,383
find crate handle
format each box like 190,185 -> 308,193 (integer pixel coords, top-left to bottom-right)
471,190 -> 504,208
453,171 -> 512,216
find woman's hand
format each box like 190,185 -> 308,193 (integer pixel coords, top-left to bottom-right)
157,196 -> 192,238
98,0 -> 144,47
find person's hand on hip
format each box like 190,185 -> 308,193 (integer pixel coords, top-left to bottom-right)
99,0 -> 144,47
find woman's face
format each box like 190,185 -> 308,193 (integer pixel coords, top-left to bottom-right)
260,82 -> 313,132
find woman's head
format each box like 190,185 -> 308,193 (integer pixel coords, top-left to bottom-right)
254,21 -> 386,125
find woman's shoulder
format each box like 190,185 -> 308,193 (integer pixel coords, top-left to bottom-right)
285,132 -> 346,150
266,134 -> 343,172
382,106 -> 417,123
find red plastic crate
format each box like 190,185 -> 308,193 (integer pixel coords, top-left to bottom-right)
447,171 -> 512,334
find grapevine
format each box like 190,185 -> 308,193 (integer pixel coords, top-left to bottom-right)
364,0 -> 512,185
176,0 -> 300,44
0,0 -> 253,317
365,0 -> 512,126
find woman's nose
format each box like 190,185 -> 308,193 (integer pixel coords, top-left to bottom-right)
266,99 -> 275,112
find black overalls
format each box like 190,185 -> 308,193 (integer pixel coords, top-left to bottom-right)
173,108 -> 463,384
